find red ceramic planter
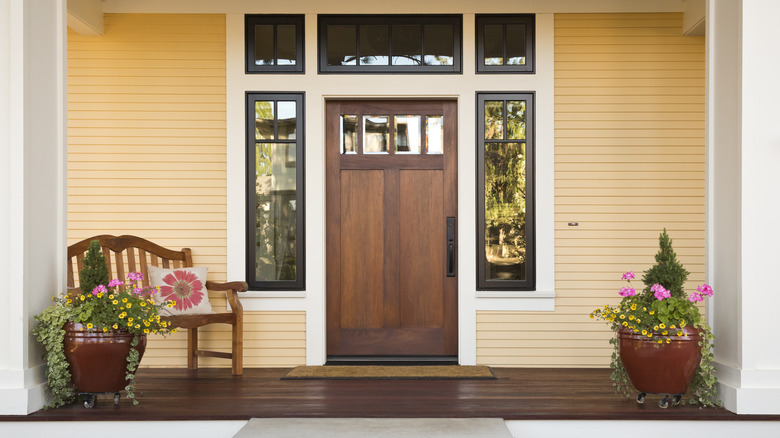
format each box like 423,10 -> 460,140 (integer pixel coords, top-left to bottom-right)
618,326 -> 702,395
63,322 -> 147,393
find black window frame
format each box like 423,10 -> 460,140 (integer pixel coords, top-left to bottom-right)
245,15 -> 305,74
476,92 -> 536,290
475,14 -> 535,74
318,14 -> 462,74
246,92 -> 306,291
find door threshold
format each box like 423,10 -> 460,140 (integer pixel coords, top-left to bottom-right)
326,356 -> 459,366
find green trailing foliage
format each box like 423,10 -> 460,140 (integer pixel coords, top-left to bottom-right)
33,296 -> 77,408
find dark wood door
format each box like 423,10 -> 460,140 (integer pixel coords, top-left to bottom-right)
326,100 -> 458,358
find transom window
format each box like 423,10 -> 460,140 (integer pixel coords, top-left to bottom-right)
477,92 -> 535,290
246,92 -> 305,290
476,15 -> 535,74
245,15 -> 304,74
318,15 -> 462,74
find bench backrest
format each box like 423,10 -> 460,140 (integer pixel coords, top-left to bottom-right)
67,235 -> 193,290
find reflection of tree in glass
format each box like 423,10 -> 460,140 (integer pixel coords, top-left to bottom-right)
484,101 -> 503,139
485,142 -> 526,267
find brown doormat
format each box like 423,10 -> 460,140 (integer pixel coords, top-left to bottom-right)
282,365 -> 496,380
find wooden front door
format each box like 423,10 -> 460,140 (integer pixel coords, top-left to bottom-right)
326,100 -> 458,358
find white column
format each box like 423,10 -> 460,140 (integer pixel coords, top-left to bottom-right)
708,0 -> 780,415
0,0 -> 67,415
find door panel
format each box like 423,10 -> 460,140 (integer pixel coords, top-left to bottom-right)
326,100 -> 457,358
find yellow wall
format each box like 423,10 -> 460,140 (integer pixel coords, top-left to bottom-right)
477,13 -> 706,367
67,13 -> 305,368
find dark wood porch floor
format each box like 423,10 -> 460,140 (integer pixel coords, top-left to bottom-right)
5,368 -> 780,422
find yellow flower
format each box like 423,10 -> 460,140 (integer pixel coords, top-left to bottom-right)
128,317 -> 134,323
119,313 -> 126,319
144,329 -> 149,334
680,320 -> 686,326
126,303 -> 132,309
641,330 -> 648,335
86,323 -> 93,329
657,340 -> 663,344
80,295 -> 85,301
647,333 -> 653,338
642,307 -> 647,311
659,323 -> 666,329
649,311 -> 655,315
122,298 -> 128,303
102,327 -> 108,332
666,338 -> 671,343
140,302 -> 146,307
135,324 -> 140,329
167,303 -> 174,308
612,309 -> 619,314
66,299 -> 72,304
113,324 -> 118,329
172,328 -> 178,333
589,314 -> 594,319
662,331 -> 668,335
622,321 -> 628,327
109,294 -> 114,299
677,331 -> 683,336
630,304 -> 637,311
670,325 -> 676,329
653,326 -> 659,331
629,315 -> 635,320
112,300 -> 118,305
144,321 -> 150,327
127,321 -> 133,327
636,319 -> 641,323
619,314 -> 626,320
97,293 -> 103,298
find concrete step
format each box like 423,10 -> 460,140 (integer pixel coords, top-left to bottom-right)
233,418 -> 513,438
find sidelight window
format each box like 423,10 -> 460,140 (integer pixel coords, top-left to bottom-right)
246,92 -> 305,290
477,92 -> 535,290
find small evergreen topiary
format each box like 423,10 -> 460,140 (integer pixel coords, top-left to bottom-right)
642,229 -> 689,299
79,240 -> 109,294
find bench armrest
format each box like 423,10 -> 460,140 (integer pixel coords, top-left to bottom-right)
206,281 -> 248,315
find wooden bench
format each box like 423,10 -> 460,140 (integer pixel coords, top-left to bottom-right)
67,235 -> 249,375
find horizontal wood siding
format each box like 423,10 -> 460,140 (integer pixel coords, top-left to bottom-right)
477,13 -> 706,367
67,14 -> 305,368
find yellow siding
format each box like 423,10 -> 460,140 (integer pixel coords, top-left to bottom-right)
67,14 -> 305,368
478,13 -> 706,367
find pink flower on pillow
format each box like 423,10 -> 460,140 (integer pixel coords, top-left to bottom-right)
159,269 -> 204,311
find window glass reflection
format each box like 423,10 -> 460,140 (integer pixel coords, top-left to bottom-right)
423,25 -> 454,66
277,101 -> 297,140
391,25 -> 422,65
327,25 -> 357,65
484,101 -> 503,140
255,101 -> 275,140
360,25 -> 389,65
363,116 -> 389,153
483,24 -> 503,65
506,24 -> 526,65
394,115 -> 421,154
341,115 -> 358,154
507,100 -> 526,140
426,116 -> 444,154
277,24 -> 297,65
254,25 -> 274,65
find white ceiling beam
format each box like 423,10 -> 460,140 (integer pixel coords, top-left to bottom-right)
67,0 -> 104,36
683,0 -> 705,36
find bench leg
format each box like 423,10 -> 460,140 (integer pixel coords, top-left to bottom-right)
188,327 -> 198,370
232,320 -> 243,375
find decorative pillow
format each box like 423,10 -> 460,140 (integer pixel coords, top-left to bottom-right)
148,266 -> 214,316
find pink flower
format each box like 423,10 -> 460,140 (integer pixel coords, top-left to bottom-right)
688,292 -> 703,302
619,287 -> 636,297
621,271 -> 635,280
697,284 -> 713,297
651,283 -> 670,300
92,284 -> 107,295
108,279 -> 123,288
127,272 -> 144,281
158,269 -> 204,312
133,287 -> 144,295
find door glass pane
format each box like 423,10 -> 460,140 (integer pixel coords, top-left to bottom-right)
363,116 -> 389,153
394,115 -> 421,154
484,101 -> 503,140
327,25 -> 357,66
277,101 -> 297,140
506,24 -> 527,66
254,143 -> 298,282
391,25 -> 422,65
254,24 -> 274,65
484,142 -> 527,281
255,101 -> 275,140
483,24 -> 503,66
507,100 -> 526,140
426,116 -> 444,154
277,24 -> 297,65
423,24 -> 454,66
360,25 -> 389,65
341,115 -> 358,154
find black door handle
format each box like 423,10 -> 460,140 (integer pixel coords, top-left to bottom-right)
446,217 -> 456,277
